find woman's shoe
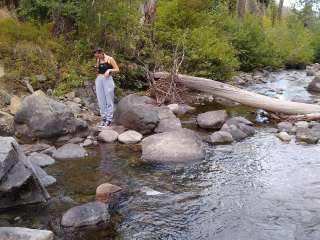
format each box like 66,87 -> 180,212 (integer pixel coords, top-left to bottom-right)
97,121 -> 106,128
105,120 -> 111,126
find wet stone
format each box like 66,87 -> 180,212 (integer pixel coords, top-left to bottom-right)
28,152 -> 55,167
207,131 -> 234,145
0,227 -> 53,240
53,143 -> 87,160
61,202 -> 110,228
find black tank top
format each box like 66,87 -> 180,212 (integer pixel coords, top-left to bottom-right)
98,59 -> 113,74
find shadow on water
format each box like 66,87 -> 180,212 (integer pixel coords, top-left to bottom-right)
2,70 -> 320,239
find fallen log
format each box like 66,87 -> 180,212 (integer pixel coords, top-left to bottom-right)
153,72 -> 320,115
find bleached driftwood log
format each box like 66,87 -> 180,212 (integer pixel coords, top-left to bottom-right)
153,72 -> 320,115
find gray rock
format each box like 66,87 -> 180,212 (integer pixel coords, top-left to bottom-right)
142,129 -> 205,163
221,117 -> 255,141
157,106 -> 176,120
311,124 -> 320,139
0,137 -> 49,209
168,104 -> 195,115
53,143 -> 87,160
0,227 -> 53,240
40,146 -> 57,156
69,137 -> 84,144
306,69 -> 315,76
61,202 -> 110,228
277,121 -> 295,134
277,132 -> 291,142
207,131 -> 233,145
28,153 -> 55,167
0,137 -> 18,179
307,76 -> 320,92
154,117 -> 182,133
296,128 -> 318,144
0,161 -> 31,192
0,111 -> 14,136
114,94 -> 159,134
14,91 -> 88,139
82,139 -> 93,147
98,130 -> 119,143
65,101 -> 82,114
197,110 -> 228,129
32,164 -> 56,187
118,130 -> 143,144
22,143 -> 52,155
294,121 -> 309,129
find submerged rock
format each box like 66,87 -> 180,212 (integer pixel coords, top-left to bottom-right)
28,153 -> 55,167
118,130 -> 143,144
32,164 -> 56,187
114,94 -> 159,134
0,227 -> 53,240
14,91 -> 88,139
53,143 -> 87,160
207,131 -> 233,145
61,202 -> 110,228
142,129 -> 205,163
197,110 -> 228,129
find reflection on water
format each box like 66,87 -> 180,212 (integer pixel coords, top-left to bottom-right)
2,70 -> 320,240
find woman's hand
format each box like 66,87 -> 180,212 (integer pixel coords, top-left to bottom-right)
104,70 -> 110,77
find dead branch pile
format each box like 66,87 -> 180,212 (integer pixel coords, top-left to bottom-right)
146,72 -> 186,105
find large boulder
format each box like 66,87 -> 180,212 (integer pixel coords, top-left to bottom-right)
53,143 -> 87,160
61,202 -> 110,228
113,94 -> 159,134
14,91 -> 88,139
221,117 -> 255,141
0,227 -> 53,240
142,129 -> 205,163
196,110 -> 228,129
307,76 -> 320,92
0,137 -> 49,209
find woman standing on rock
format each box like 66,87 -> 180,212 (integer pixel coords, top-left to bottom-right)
94,47 -> 119,128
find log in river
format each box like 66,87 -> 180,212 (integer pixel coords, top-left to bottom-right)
154,72 -> 320,115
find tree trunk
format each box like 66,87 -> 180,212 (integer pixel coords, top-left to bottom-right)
140,0 -> 157,25
237,0 -> 247,18
153,72 -> 320,115
277,0 -> 284,21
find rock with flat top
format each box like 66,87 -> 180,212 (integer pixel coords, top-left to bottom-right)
118,130 -> 143,144
28,153 -> 55,167
61,202 -> 110,228
142,129 -> 205,163
197,110 -> 228,129
0,227 -> 53,240
98,130 -> 119,143
53,143 -> 87,160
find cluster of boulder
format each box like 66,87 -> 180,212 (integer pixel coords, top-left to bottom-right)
277,120 -> 320,144
232,70 -> 270,86
196,110 -> 255,144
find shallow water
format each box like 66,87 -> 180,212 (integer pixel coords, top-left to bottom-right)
2,70 -> 320,240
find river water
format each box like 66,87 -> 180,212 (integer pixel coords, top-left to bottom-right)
2,70 -> 320,240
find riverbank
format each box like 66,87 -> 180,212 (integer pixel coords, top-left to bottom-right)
2,68 -> 320,239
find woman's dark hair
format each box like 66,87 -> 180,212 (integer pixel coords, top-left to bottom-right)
94,47 -> 104,54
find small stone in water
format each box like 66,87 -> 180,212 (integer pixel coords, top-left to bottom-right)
140,186 -> 163,196
277,132 -> 291,142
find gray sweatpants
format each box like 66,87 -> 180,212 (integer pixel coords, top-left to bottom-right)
95,75 -> 115,122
